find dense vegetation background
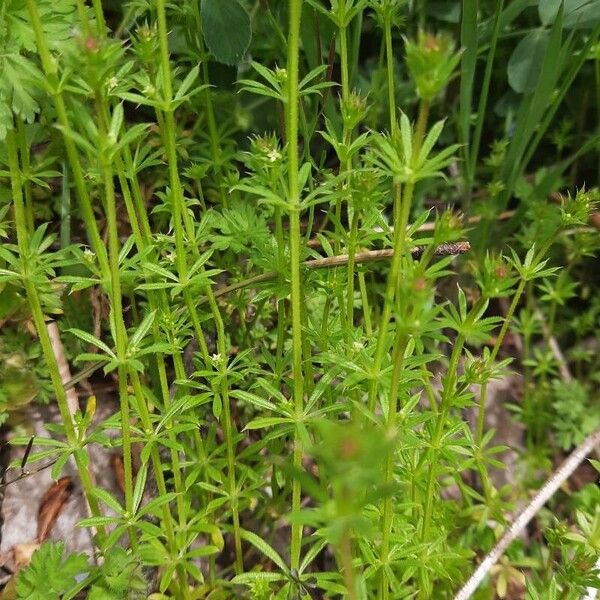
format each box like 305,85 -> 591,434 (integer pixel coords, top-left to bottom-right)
0,0 -> 599,598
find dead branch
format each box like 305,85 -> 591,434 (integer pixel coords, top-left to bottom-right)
63,240 -> 470,390
46,322 -> 79,417
304,241 -> 471,269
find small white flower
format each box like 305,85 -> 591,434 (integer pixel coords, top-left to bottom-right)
267,148 -> 281,162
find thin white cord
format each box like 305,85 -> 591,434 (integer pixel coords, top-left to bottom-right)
454,427 -> 600,600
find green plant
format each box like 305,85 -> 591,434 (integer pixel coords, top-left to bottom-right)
1,0 -> 600,598
16,541 -> 89,599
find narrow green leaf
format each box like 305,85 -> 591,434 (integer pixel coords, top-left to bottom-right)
239,529 -> 288,572
129,310 -> 156,348
92,487 -> 123,514
67,328 -> 115,357
132,462 -> 148,513
459,0 -> 478,163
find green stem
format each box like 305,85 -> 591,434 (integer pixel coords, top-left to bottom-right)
75,0 -> 90,35
358,271 -> 372,336
101,148 -> 137,550
339,17 -> 360,344
91,0 -> 107,36
379,333 -> 409,599
339,25 -> 350,105
367,20 -> 420,413
384,16 -> 397,136
6,128 -> 106,545
24,0 -> 109,280
340,527 -> 358,600
332,22 -> 350,259
16,119 -> 34,233
193,4 -> 228,208
467,0 -> 504,193
477,239 -> 554,463
287,0 -> 305,572
369,98 -> 431,412
97,88 -> 184,576
156,0 -> 241,577
272,157 -> 286,368
367,181 -> 411,414
476,278 -> 527,444
89,22 -> 193,546
345,210 -> 359,339
114,144 -> 190,533
413,100 -> 430,157
472,278 -> 529,503
129,373 -> 190,599
207,292 -> 243,574
420,333 -> 467,543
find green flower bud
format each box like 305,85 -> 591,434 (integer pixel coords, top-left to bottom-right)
405,31 -> 462,102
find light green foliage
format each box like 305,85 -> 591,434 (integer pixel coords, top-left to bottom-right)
404,31 -> 462,101
552,380 -> 600,449
16,542 -> 88,599
0,0 -> 78,137
1,0 -> 599,598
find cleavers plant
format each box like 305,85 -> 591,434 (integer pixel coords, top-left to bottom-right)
0,0 -> 599,599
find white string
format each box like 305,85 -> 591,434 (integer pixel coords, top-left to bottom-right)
454,428 -> 600,600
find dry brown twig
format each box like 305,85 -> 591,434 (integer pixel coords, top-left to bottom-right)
64,240 -> 471,389
45,321 -> 98,552
46,321 -> 80,417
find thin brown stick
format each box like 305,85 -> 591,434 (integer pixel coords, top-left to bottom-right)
63,240 -> 470,390
46,321 -> 79,417
45,321 -> 98,554
305,241 -> 471,269
213,241 -> 471,300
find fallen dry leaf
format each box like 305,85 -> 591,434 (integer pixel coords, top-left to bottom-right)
0,575 -> 17,600
0,542 -> 40,598
37,477 -> 73,542
111,453 -> 126,494
12,543 -> 39,571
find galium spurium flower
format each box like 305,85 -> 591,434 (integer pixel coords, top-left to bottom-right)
341,90 -> 369,131
560,187 -> 598,226
404,31 -> 462,101
472,253 -> 518,299
369,0 -> 405,28
131,22 -> 159,66
245,133 -> 283,174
